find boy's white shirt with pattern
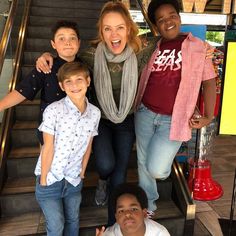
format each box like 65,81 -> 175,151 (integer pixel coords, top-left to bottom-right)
34,96 -> 101,186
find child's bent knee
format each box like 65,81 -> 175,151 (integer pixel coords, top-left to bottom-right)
148,167 -> 170,180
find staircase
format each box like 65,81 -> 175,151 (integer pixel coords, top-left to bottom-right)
0,0 -> 194,235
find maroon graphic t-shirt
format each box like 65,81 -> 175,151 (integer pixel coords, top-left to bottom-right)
142,35 -> 186,115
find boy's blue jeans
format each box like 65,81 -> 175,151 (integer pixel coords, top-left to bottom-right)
35,177 -> 83,236
135,104 -> 182,211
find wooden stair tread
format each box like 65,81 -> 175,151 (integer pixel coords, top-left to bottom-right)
38,201 -> 183,232
155,200 -> 182,218
0,200 -> 183,235
0,212 -> 41,235
13,121 -> 38,129
8,146 -> 40,159
21,99 -> 40,105
1,169 -> 138,195
1,177 -> 35,195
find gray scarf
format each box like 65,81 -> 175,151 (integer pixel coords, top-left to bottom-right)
94,42 -> 138,123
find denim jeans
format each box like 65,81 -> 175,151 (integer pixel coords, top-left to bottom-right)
135,104 -> 182,211
93,114 -> 135,225
35,177 -> 83,236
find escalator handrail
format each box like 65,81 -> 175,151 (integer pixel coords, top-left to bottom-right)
0,0 -> 31,189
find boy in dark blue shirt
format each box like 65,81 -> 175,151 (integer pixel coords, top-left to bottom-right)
0,20 -> 81,144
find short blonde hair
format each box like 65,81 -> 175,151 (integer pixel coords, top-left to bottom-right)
95,1 -> 142,54
57,61 -> 90,83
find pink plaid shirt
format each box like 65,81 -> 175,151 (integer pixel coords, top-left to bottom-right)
135,33 -> 216,141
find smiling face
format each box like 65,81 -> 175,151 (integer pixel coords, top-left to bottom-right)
154,4 -> 181,41
59,73 -> 90,102
101,12 -> 129,55
51,27 -> 80,62
115,194 -> 147,236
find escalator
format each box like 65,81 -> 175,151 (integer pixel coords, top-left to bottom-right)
0,0 -> 195,235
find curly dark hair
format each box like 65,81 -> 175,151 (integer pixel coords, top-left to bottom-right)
148,0 -> 180,25
51,20 -> 80,40
110,183 -> 148,215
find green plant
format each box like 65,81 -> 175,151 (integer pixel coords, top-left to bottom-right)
206,31 -> 225,44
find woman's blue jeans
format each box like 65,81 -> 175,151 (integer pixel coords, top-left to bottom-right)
93,114 -> 135,225
135,104 -> 182,211
35,177 -> 83,236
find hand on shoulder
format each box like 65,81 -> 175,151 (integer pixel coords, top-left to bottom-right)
36,52 -> 54,73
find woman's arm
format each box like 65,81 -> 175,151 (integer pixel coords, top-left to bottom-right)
40,132 -> 54,186
36,52 -> 54,73
0,90 -> 26,112
80,137 -> 93,179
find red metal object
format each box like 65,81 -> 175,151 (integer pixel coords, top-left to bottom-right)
188,159 -> 223,201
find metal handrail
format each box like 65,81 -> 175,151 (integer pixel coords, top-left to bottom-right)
0,0 -> 18,76
0,0 -> 31,189
173,160 -> 195,216
172,160 -> 196,236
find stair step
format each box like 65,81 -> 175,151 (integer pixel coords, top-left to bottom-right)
27,26 -> 97,40
11,120 -> 40,148
15,100 -> 40,121
0,171 -> 172,216
21,65 -> 35,78
1,177 -> 36,195
0,212 -> 41,236
31,0 -> 108,10
0,170 -> 137,216
8,146 -> 40,159
1,170 -> 138,196
7,144 -> 39,179
25,38 -> 94,53
25,38 -> 52,52
38,200 -> 183,233
0,200 -> 183,236
7,157 -> 38,178
21,99 -> 40,105
30,6 -> 100,19
29,16 -> 98,28
13,120 -> 38,130
7,145 -> 137,178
